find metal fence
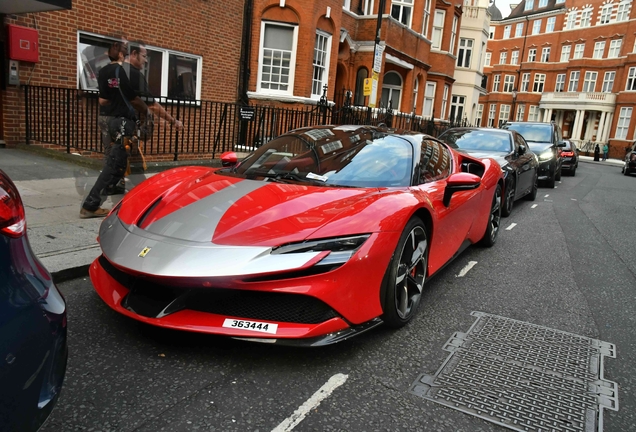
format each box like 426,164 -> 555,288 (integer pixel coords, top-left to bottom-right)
24,85 -> 474,161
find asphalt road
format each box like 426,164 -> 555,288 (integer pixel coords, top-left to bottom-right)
42,161 -> 636,432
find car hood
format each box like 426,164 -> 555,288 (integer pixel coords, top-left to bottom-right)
113,167 -> 399,247
458,150 -> 508,168
528,143 -> 553,154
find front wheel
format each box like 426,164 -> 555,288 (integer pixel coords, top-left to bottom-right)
382,217 -> 428,328
555,166 -> 562,181
479,184 -> 502,247
501,177 -> 515,217
624,166 -> 630,176
546,168 -> 556,188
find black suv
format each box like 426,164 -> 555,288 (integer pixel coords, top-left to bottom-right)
501,122 -> 565,188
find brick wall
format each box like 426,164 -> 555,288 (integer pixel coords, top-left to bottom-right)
2,0 -> 245,145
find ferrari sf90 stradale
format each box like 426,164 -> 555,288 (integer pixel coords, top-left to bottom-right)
90,126 -> 503,346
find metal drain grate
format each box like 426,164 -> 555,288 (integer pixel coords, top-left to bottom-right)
411,312 -> 618,432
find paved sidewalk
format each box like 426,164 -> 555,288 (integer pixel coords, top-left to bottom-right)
0,147 -> 627,283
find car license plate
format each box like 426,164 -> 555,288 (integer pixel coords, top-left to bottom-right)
222,319 -> 278,334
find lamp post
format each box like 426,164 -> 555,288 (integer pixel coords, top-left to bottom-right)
511,90 -> 518,121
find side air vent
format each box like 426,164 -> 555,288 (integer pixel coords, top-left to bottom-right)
137,196 -> 163,228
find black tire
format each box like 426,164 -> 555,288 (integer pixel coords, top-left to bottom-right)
555,166 -> 562,181
624,166 -> 630,176
524,171 -> 538,201
570,167 -> 576,177
501,177 -> 515,217
546,168 -> 556,188
382,217 -> 428,328
479,184 -> 502,247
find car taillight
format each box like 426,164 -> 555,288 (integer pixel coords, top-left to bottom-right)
0,172 -> 26,238
561,151 -> 574,157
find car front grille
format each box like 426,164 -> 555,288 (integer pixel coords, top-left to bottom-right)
99,256 -> 339,324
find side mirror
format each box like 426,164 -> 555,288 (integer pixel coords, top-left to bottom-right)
221,151 -> 238,168
518,145 -> 526,155
557,141 -> 566,148
444,173 -> 481,207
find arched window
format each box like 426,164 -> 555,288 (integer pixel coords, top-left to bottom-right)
354,68 -> 368,106
381,71 -> 402,110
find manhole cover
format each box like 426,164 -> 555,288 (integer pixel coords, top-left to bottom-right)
411,312 -> 618,432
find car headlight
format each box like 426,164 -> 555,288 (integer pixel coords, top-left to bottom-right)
539,151 -> 554,161
272,234 -> 370,266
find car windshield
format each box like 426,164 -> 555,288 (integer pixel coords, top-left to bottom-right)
439,130 -> 511,153
503,124 -> 552,143
222,127 -> 414,188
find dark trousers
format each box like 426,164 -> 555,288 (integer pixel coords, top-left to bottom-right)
82,142 -> 129,211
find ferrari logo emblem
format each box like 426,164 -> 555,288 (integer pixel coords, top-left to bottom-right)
138,247 -> 151,257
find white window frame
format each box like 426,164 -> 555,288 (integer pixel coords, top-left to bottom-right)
560,45 -> 571,62
493,74 -> 501,92
422,0 -> 431,37
627,67 -> 636,91
616,107 -> 632,139
511,50 -> 519,65
484,52 -> 491,66
489,26 -> 495,40
541,47 -> 550,62
580,8 -> 592,27
431,10 -> 445,50
568,71 -> 580,92
528,48 -> 537,62
521,73 -> 530,92
257,21 -> 298,96
602,71 -> 615,93
391,0 -> 414,27
475,103 -> 484,126
499,104 -> 511,124
488,104 -> 497,127
525,0 -> 534,11
362,0 -> 374,15
381,71 -> 403,110
504,75 -> 515,92
600,4 -> 612,24
441,85 -> 449,119
617,0 -> 630,22
77,31 -> 203,101
565,11 -> 577,30
516,104 -> 525,121
449,94 -> 465,122
457,38 -> 473,68
608,39 -> 622,58
528,105 -> 540,121
533,73 -> 546,92
424,81 -> 436,117
555,74 -> 566,92
499,51 -> 507,65
311,30 -> 332,98
573,43 -> 585,59
343,0 -> 351,10
515,23 -> 524,37
583,71 -> 597,93
450,16 -> 458,53
539,0 -> 548,7
532,19 -> 541,35
503,25 -> 511,39
546,17 -> 556,33
412,79 -> 419,114
593,41 -> 605,59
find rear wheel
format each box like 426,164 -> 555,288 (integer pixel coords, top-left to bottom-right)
524,171 -> 538,201
382,217 -> 428,328
570,167 -> 576,176
624,166 -> 630,176
479,184 -> 502,247
501,177 -> 515,217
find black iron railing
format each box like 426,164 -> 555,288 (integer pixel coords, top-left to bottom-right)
24,85 -> 474,160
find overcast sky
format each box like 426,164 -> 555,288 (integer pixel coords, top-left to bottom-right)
494,0 -> 518,18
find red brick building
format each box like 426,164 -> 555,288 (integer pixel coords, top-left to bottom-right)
480,0 -> 636,158
246,0 -> 463,121
1,0 -> 245,146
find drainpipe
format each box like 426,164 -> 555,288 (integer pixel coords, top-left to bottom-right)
238,0 -> 254,105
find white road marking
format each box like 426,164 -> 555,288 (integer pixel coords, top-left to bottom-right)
271,373 -> 348,432
506,223 -> 517,231
571,198 -> 577,201
531,204 -> 538,208
457,261 -> 478,278
544,194 -> 550,197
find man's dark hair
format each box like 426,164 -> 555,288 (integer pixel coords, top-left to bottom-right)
107,41 -> 127,62
128,41 -> 146,57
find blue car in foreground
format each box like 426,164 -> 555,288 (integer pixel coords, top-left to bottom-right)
0,169 -> 68,431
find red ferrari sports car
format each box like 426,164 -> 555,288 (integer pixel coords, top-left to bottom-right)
90,125 -> 503,346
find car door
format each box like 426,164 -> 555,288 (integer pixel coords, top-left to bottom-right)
514,134 -> 535,194
414,139 -> 482,272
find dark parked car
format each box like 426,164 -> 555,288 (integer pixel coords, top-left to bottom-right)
438,127 -> 538,217
501,121 -> 566,188
0,169 -> 68,431
623,142 -> 636,176
561,139 -> 579,176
